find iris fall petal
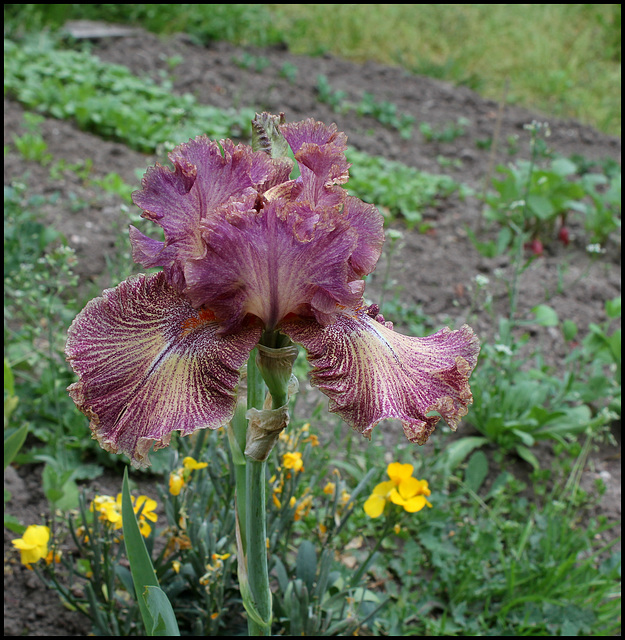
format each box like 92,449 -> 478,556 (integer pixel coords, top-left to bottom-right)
281,310 -> 479,444
65,272 -> 261,466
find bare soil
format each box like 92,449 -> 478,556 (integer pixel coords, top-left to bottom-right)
4,26 -> 621,636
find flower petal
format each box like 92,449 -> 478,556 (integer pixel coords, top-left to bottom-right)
281,118 -> 351,194
282,310 -> 480,445
397,477 -> 421,500
183,197 -> 366,331
401,495 -> 427,513
65,272 -> 261,466
131,136 -> 289,290
363,493 -> 387,518
387,462 -> 414,483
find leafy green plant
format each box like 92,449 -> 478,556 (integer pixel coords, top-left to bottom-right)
562,296 -> 621,418
379,470 -> 620,636
279,62 -> 298,83
419,117 -> 470,143
463,308 -> 617,469
11,112 -> 53,165
345,148 -> 462,228
233,52 -> 271,72
356,92 -> 415,139
477,123 -> 621,254
4,37 -> 256,153
316,75 -> 414,138
483,154 -> 586,252
315,74 -> 349,113
579,170 -> 621,244
4,182 -> 106,498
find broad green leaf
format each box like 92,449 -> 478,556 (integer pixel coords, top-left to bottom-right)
562,319 -> 578,341
532,304 -> 559,327
121,467 -> 160,636
295,540 -> 317,592
527,193 -> 554,220
511,428 -> 536,447
605,296 -> 621,319
550,157 -> 578,176
464,450 -> 489,493
4,423 -> 28,469
143,586 -> 180,636
441,436 -> 489,471
515,444 -> 540,470
4,358 -> 15,396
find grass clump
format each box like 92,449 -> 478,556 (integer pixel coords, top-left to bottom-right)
267,4 -> 621,137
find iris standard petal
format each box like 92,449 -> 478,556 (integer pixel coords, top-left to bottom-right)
183,197 -> 366,331
281,310 -> 480,445
65,272 -> 261,466
131,136 -> 290,288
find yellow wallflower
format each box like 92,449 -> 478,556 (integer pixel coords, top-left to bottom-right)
282,451 -> 304,472
169,458 -> 207,496
12,525 -> 50,566
363,480 -> 396,518
169,470 -> 185,496
90,493 -> 157,538
389,477 -> 432,513
323,481 -> 336,495
131,495 -> 158,537
293,495 -> 313,521
91,494 -> 122,526
364,464 -> 432,518
386,462 -> 415,484
183,456 -> 208,471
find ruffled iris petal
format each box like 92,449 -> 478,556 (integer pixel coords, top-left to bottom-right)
184,197 -> 366,331
65,272 -> 261,466
282,310 -> 480,445
131,136 -> 290,290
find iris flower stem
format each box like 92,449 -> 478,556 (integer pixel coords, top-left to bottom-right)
244,350 -> 272,635
245,457 -> 272,635
228,398 -> 249,555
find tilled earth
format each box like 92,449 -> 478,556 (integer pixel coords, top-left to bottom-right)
4,25 -> 621,636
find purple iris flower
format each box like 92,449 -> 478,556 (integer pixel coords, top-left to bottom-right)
65,113 -> 479,467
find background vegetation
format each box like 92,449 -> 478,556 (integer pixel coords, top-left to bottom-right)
5,3 -> 621,136
4,4 -> 621,637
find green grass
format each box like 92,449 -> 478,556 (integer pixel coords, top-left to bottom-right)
268,4 -> 621,137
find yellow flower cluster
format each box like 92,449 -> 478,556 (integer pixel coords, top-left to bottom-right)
289,492 -> 313,521
168,456 -> 209,496
199,552 -> 231,586
364,462 -> 432,519
91,493 -> 158,537
12,525 -> 51,567
282,451 -> 304,472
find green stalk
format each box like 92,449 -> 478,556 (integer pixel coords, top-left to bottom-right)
228,340 -> 296,635
245,351 -> 272,636
228,379 -> 250,556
